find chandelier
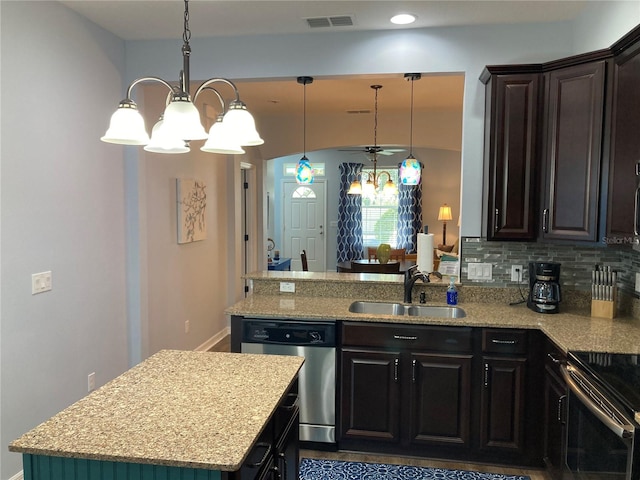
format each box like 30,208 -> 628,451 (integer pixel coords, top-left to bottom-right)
100,0 -> 263,155
348,85 -> 398,197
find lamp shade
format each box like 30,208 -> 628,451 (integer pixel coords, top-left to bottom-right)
101,103 -> 150,145
223,101 -> 264,146
382,179 -> 399,196
161,98 -> 208,141
144,118 -> 190,154
438,204 -> 453,221
201,118 -> 245,155
399,155 -> 421,185
295,156 -> 314,184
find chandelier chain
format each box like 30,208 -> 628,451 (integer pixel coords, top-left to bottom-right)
183,0 -> 191,45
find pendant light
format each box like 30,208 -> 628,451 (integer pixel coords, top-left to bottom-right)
295,76 -> 314,184
400,73 -> 422,185
348,85 -> 398,197
101,0 -> 262,154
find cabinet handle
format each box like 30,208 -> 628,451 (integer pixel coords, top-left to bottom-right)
484,363 -> 490,388
558,394 -> 567,424
412,359 -> 417,383
247,442 -> 272,468
547,353 -> 561,364
278,452 -> 288,480
394,358 -> 399,383
492,339 -> 517,345
494,208 -> 500,232
543,208 -> 549,233
393,335 -> 418,341
634,186 -> 640,236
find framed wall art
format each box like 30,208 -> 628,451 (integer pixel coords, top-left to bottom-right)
176,178 -> 207,244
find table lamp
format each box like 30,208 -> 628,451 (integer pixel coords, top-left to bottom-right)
438,204 -> 453,247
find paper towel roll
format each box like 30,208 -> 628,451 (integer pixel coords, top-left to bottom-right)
417,233 -> 434,273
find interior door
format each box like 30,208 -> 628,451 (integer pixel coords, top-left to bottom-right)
283,181 -> 326,271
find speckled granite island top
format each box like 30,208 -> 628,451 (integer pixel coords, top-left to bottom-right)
226,294 -> 640,354
9,350 -> 304,471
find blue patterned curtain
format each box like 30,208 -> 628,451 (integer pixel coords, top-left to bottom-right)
337,163 -> 364,262
396,182 -> 423,253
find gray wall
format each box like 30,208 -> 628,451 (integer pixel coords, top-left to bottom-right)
1,1 -> 639,478
1,2 -> 129,478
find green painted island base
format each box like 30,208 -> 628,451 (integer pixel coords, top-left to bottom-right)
22,454 -> 222,480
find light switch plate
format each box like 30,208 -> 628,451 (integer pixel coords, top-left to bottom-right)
635,273 -> 640,293
32,271 -> 52,295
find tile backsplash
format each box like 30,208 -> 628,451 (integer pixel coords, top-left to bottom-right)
460,237 -> 640,295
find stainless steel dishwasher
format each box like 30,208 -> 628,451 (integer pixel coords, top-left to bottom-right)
240,319 -> 336,444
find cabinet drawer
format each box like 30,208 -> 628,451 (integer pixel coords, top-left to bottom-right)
482,329 -> 527,354
343,322 -> 472,353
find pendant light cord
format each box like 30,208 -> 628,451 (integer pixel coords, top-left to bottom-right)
409,77 -> 414,155
297,77 -> 314,158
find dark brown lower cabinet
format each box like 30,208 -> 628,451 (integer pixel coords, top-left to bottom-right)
479,356 -> 527,453
542,339 -> 568,480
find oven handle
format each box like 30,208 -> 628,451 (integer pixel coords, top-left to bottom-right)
560,364 -> 635,440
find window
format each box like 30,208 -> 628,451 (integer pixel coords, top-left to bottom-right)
361,168 -> 398,247
292,186 -> 316,198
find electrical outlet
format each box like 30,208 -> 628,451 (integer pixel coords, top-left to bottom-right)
31,271 -> 52,295
185,319 -> 190,333
635,273 -> 640,293
88,372 -> 96,392
280,282 -> 296,293
511,265 -> 523,282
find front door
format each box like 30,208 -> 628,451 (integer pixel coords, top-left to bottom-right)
283,181 -> 326,271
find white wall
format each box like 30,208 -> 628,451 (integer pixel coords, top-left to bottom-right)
0,2 -> 129,478
572,1 -> 640,53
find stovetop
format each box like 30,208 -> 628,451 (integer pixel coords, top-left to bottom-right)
569,351 -> 640,417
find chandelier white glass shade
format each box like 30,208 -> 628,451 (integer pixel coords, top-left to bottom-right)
296,76 -> 314,184
400,73 -> 422,185
101,0 -> 262,154
348,85 -> 398,196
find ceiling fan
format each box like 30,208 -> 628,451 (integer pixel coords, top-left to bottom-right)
338,85 -> 405,160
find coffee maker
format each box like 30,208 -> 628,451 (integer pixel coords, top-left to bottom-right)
527,262 -> 562,314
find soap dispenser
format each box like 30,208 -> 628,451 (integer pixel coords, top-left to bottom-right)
446,277 -> 458,306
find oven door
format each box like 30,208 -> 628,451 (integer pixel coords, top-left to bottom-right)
561,363 -> 638,480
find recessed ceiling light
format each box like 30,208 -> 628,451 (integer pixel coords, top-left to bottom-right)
390,13 -> 416,25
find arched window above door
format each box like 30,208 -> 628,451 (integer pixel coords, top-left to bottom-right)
292,186 -> 316,199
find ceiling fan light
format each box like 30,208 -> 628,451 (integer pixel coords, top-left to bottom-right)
101,102 -> 150,145
348,180 -> 362,195
295,156 -> 314,184
400,155 -> 421,185
201,119 -> 245,155
144,117 -> 190,154
162,97 -> 208,141
383,179 -> 399,196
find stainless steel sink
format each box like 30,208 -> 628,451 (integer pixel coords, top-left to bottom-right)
348,301 -> 406,316
348,301 -> 466,318
406,305 -> 466,318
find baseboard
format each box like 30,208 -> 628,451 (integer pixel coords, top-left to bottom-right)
9,470 -> 24,480
195,327 -> 230,352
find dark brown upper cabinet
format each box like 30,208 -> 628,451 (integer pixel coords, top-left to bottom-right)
482,25 -> 640,244
607,28 -> 640,242
540,60 -> 609,242
481,70 -> 541,240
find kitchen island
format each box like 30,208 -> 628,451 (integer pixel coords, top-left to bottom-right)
9,350 -> 304,480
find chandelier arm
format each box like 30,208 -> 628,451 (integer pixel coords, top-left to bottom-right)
197,86 -> 226,113
193,78 -> 241,104
124,77 -> 176,101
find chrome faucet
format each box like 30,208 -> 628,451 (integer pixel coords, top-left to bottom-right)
404,265 -> 429,303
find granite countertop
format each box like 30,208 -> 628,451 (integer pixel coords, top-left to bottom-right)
226,294 -> 640,354
9,350 -> 304,471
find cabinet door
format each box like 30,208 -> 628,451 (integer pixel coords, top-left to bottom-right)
607,40 -> 640,240
340,349 -> 401,443
541,61 -> 607,241
484,73 -> 540,240
543,367 -> 567,480
409,353 -> 472,448
479,356 -> 527,453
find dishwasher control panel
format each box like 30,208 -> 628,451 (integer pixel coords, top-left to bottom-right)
242,319 -> 336,346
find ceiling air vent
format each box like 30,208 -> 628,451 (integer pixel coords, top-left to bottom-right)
306,15 -> 355,29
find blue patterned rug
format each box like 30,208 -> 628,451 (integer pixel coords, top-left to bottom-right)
299,458 -> 531,480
